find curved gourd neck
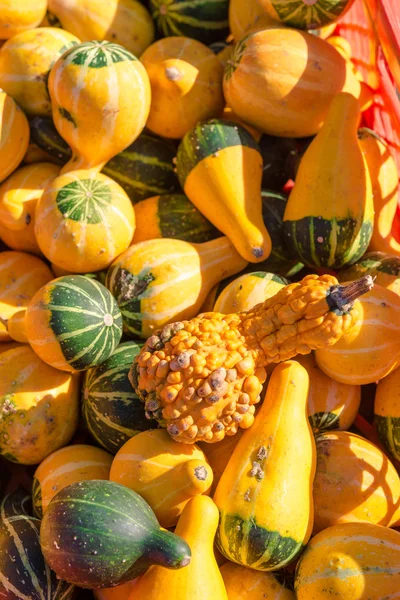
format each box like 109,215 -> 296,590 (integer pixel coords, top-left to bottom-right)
61,156 -> 105,176
143,528 -> 191,569
319,92 -> 361,139
175,496 -> 219,545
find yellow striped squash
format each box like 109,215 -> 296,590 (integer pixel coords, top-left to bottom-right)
33,444 -> 113,517
0,251 -> 53,342
375,366 -> 400,465
214,272 -> 288,314
0,345 -> 79,465
49,41 -> 151,174
0,91 -> 30,183
106,236 -> 248,339
0,0 -> 47,38
35,169 -> 136,273
0,162 -> 60,255
295,522 -> 400,599
0,28 -> 80,117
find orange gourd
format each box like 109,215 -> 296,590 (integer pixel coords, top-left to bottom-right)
0,91 -> 30,183
94,580 -> 138,600
228,0 -> 275,41
339,251 -> 400,296
198,430 -> 243,494
0,0 -> 47,38
220,563 -> 295,600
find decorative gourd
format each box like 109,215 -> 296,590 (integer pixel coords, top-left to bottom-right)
106,236 -> 247,339
16,275 -> 123,372
358,128 -> 400,255
0,341 -> 21,354
48,41 -> 151,173
296,354 -> 360,432
0,28 -> 80,117
214,361 -> 315,570
214,272 -> 288,314
109,429 -> 213,527
220,563 -> 295,600
259,0 -> 355,30
176,120 -> 271,263
132,496 -> 228,600
141,37 -> 224,139
0,251 -> 53,341
95,581 -> 138,600
0,345 -> 79,465
199,430 -> 243,494
2,486 -> 32,518
0,0 -> 47,38
228,0 -> 275,41
0,162 -> 60,255
131,274 -> 372,443
284,93 -> 374,269
315,283 -> 400,385
327,35 -> 353,60
221,106 -> 261,142
223,28 -> 367,138
374,366 -> 400,463
132,194 -> 219,245
32,444 -> 113,518
40,480 -> 192,589
294,522 -> 400,599
0,91 -> 30,183
150,0 -> 229,44
23,142 -> 59,165
82,341 -> 158,454
47,0 -> 154,56
339,251 -> 400,296
34,170 -> 136,273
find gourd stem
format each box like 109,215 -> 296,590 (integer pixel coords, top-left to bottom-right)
328,275 -> 374,312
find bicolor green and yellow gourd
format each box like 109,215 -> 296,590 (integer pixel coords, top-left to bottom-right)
340,251 -> 400,296
0,90 -> 30,183
375,366 -> 400,463
259,0 -> 356,30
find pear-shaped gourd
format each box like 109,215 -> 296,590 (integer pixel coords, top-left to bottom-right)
214,360 -> 316,570
176,120 -> 271,263
132,496 -> 228,600
284,93 -> 374,269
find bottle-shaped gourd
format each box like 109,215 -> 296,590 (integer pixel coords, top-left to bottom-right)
130,273 -> 373,444
284,92 -> 374,269
176,120 -> 271,263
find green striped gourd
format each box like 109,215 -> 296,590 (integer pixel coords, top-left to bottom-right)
339,251 -> 400,296
2,487 -> 32,518
259,0 -> 355,30
40,480 -> 191,588
375,366 -> 400,462
150,0 -> 229,44
82,341 -> 158,454
30,117 -> 179,204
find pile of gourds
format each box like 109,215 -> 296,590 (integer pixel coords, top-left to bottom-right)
0,0 -> 399,599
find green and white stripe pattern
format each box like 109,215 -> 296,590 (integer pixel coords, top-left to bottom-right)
62,41 -> 137,69
82,341 -> 157,453
47,275 -> 122,371
268,0 -> 351,29
56,178 -> 112,224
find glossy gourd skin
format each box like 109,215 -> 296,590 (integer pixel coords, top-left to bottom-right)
214,272 -> 288,314
214,361 -> 316,570
106,236 -> 247,339
132,496 -> 228,600
199,430 -> 243,495
220,562 -> 295,600
110,429 -> 213,527
32,444 -> 113,517
49,41 -> 151,173
141,37 -> 224,139
0,162 -> 60,255
296,354 -> 360,432
0,28 -> 80,117
95,581 -> 138,600
313,431 -> 400,533
223,28 -> 366,138
0,0 -> 47,38
375,366 -> 400,463
294,522 -> 400,599
0,346 -> 79,465
284,93 -> 374,269
315,283 -> 400,385
47,0 -> 155,56
228,0 -> 275,41
0,91 -> 30,183
177,120 -> 271,263
259,0 -> 355,29
340,251 -> 400,296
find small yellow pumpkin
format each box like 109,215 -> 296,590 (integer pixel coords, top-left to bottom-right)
0,91 -> 30,183
220,562 -> 295,600
214,272 -> 288,314
0,0 -> 47,38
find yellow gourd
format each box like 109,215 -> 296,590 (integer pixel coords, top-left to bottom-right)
0,91 -> 30,183
228,0 -> 275,41
131,496 -> 228,600
199,430 -> 243,495
0,0 -> 47,38
94,580 -> 138,600
214,272 -> 288,314
220,562 -> 295,600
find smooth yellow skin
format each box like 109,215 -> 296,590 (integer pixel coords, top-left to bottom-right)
131,195 -> 163,244
220,562 -> 295,600
0,251 -> 53,342
185,146 -> 271,263
131,496 -> 228,600
221,106 -> 262,142
214,272 -> 286,314
94,580 -> 138,600
375,366 -> 400,420
0,162 -> 60,255
214,361 -> 316,569
0,91 -> 30,183
141,37 -> 224,139
316,284 -> 400,385
35,170 -> 136,273
228,0 -> 275,41
295,522 -> 400,600
34,444 -> 113,515
0,346 -> 79,465
109,430 -> 213,528
48,0 -> 154,56
49,47 -> 151,173
0,0 -> 47,38
199,430 -> 243,495
0,28 -> 80,116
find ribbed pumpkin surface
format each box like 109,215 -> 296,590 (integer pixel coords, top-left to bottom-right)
0,91 -> 30,183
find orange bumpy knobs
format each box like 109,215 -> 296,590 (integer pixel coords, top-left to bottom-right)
130,274 -> 373,444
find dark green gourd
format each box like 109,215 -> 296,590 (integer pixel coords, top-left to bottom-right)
1,486 -> 32,518
40,480 -> 191,589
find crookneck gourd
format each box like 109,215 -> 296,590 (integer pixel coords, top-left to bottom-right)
130,274 -> 373,444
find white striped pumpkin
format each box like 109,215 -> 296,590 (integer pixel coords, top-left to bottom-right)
48,40 -> 151,174
0,0 -> 47,39
0,91 -> 30,183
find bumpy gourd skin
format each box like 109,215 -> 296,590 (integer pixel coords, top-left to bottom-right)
130,274 -> 372,444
